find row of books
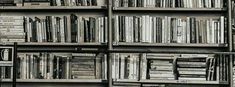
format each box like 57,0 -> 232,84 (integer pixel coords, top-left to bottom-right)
112,53 -> 227,81
0,0 -> 15,6
17,53 -> 107,79
113,0 -> 224,8
10,0 -> 98,6
0,15 -> 107,43
0,15 -> 227,44
218,54 -> 229,81
0,16 -> 25,43
112,53 -> 140,80
50,0 -> 98,6
113,15 -> 226,44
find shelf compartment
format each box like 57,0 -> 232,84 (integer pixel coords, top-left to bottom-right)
113,7 -> 227,12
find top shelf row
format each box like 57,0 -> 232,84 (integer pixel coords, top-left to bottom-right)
0,6 -> 227,12
0,0 -> 228,11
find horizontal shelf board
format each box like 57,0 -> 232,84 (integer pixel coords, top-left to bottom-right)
0,6 -> 106,10
114,43 -> 228,47
1,79 -> 12,82
13,79 -> 107,83
18,42 -> 107,46
113,7 -> 227,11
110,49 -> 224,54
0,42 -> 107,46
115,79 -> 228,85
0,61 -> 13,66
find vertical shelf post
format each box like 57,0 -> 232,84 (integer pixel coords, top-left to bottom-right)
13,42 -> 17,87
228,0 -> 233,87
107,0 -> 113,87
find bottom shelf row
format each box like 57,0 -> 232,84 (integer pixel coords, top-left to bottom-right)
0,53 -> 230,84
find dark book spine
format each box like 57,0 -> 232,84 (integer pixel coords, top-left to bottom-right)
92,0 -> 97,6
71,15 -> 78,43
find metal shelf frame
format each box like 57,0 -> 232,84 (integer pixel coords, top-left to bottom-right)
0,0 -> 233,87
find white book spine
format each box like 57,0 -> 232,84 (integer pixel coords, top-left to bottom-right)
163,0 -> 165,8
39,22 -> 43,42
198,0 -> 202,8
220,16 -> 224,43
49,54 -> 54,79
44,54 -> 47,79
66,56 -> 70,79
186,17 -> 190,43
125,16 -> 129,42
120,55 -> 125,79
56,0 -> 61,6
77,17 -> 81,43
26,55 -> 29,79
211,20 -> 215,43
30,55 -> 33,79
104,55 -> 107,79
112,54 -> 116,79
208,0 -> 212,8
206,20 -> 210,43
41,20 -> 45,42
115,16 -> 119,43
25,17 -> 30,42
220,0 -> 223,8
39,55 -> 44,78
133,55 -> 137,79
23,55 -> 27,79
205,0 -> 208,8
142,16 -> 146,42
60,17 -> 65,42
172,0 -> 175,7
141,54 -> 147,79
51,16 -> 56,42
115,54 -> 120,79
129,54 -> 134,79
153,17 -> 157,43
130,17 -> 134,42
162,17 -> 165,43
167,17 -> 171,43
100,17 -> 104,43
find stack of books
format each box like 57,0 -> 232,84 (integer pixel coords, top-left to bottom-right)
176,54 -> 213,81
148,59 -> 175,80
0,16 -> 25,43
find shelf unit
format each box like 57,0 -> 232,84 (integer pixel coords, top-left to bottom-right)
0,0 -> 234,87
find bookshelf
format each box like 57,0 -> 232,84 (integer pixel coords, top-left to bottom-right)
0,0 -> 234,87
